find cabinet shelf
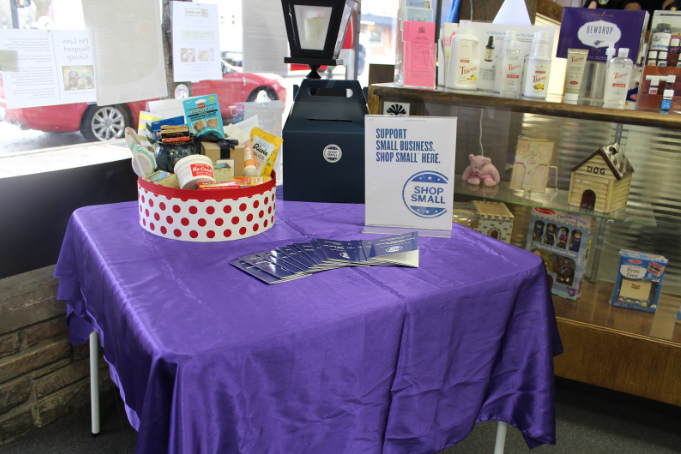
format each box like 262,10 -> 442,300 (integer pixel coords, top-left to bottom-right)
368,82 -> 681,407
454,179 -> 657,227
371,83 -> 681,129
553,280 -> 681,344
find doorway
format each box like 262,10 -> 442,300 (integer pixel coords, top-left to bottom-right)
580,190 -> 596,210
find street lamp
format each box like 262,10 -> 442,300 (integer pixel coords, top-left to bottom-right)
280,0 -> 355,79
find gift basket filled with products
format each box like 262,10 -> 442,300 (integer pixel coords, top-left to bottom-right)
129,94 -> 282,242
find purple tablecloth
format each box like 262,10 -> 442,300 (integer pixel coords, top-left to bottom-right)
55,187 -> 561,454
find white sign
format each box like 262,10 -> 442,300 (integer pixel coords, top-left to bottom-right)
172,2 -> 222,82
242,0 -> 288,74
577,21 -> 622,48
0,30 -> 96,109
82,0 -> 168,106
364,116 -> 457,236
383,102 -> 410,116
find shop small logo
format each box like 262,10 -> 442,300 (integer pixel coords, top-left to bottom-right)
387,246 -> 403,253
323,144 -> 342,163
402,171 -> 448,219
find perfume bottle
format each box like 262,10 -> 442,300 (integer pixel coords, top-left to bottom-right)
484,36 -> 494,62
603,48 -> 633,109
500,39 -> 524,97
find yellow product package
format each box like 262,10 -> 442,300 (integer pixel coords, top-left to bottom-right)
250,127 -> 283,178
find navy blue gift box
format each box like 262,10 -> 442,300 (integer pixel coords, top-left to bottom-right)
283,79 -> 368,204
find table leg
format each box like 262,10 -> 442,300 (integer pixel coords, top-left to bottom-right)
89,331 -> 100,436
493,421 -> 507,454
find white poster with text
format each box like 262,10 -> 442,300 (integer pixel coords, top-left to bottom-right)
172,2 -> 222,82
0,29 -> 96,109
364,116 -> 457,237
82,0 -> 168,106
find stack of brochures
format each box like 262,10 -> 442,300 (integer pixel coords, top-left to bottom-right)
231,232 -> 419,284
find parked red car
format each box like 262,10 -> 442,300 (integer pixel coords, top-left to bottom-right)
0,62 -> 286,142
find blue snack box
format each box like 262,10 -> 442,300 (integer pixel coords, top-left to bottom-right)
611,250 -> 668,313
525,208 -> 596,300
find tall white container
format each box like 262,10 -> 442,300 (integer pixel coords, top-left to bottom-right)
603,48 -> 633,109
499,40 -> 525,97
494,31 -> 515,93
523,31 -> 552,99
445,23 -> 480,90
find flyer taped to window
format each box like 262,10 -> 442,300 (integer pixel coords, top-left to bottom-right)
364,116 -> 457,238
0,29 -> 96,109
172,1 -> 222,82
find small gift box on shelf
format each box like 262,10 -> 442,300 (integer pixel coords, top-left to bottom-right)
137,172 -> 276,242
525,208 -> 595,300
611,250 -> 668,313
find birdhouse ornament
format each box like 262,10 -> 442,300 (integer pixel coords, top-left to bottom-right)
568,143 -> 634,213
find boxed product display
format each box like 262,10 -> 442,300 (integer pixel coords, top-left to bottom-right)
556,8 -> 648,62
473,200 -> 514,244
611,250 -> 668,313
525,208 -> 595,300
283,79 -> 368,203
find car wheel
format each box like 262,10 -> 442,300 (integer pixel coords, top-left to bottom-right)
80,104 -> 129,142
246,86 -> 278,103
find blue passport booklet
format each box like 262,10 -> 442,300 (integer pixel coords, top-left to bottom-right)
367,232 -> 419,267
240,254 -> 300,281
232,232 -> 420,284
317,240 -> 355,265
231,260 -> 287,284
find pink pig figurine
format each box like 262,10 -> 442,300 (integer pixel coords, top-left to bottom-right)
462,154 -> 500,186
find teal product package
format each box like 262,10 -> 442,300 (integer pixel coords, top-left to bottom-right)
611,250 -> 668,313
183,94 -> 224,135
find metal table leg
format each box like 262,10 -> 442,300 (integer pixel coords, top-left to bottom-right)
89,331 -> 100,436
494,421 -> 508,454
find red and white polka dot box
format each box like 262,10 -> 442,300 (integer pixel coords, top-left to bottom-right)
137,172 -> 276,242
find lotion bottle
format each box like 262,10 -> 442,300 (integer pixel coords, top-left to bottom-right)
445,23 -> 480,90
523,31 -> 552,98
603,48 -> 633,109
494,31 -> 515,93
500,39 -> 525,97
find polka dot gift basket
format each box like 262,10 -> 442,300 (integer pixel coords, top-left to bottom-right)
137,172 -> 276,242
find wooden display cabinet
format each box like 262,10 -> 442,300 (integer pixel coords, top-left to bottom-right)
369,83 -> 681,406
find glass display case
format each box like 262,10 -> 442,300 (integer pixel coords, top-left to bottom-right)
369,83 -> 681,406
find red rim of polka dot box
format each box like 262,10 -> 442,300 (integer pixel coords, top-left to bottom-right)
137,172 -> 276,242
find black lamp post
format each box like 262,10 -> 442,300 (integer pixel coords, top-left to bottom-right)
280,0 -> 355,79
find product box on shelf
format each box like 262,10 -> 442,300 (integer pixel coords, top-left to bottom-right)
611,250 -> 668,313
137,171 -> 276,242
474,200 -> 514,243
202,142 -> 245,177
557,8 -> 649,62
525,208 -> 595,300
283,79 -> 367,204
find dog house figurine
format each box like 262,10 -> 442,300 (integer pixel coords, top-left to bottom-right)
568,143 -> 634,213
473,200 -> 514,243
